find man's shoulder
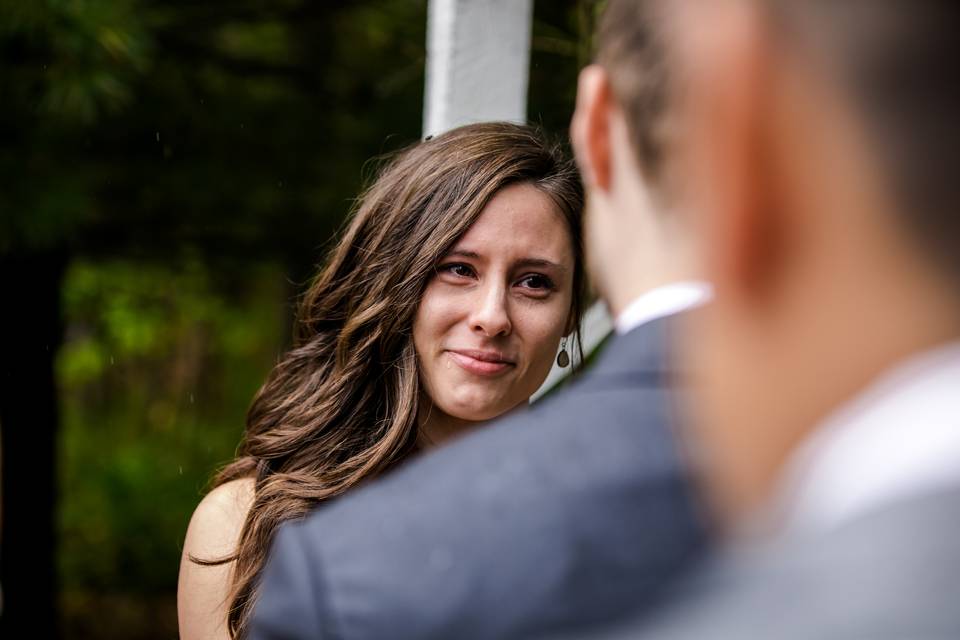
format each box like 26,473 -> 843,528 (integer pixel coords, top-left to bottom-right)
297,368 -> 681,538
610,487 -> 960,640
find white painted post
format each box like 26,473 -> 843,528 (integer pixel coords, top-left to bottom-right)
424,0 -> 613,399
423,0 -> 534,137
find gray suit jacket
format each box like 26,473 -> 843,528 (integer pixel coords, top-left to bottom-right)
597,487 -> 960,640
250,317 -> 707,640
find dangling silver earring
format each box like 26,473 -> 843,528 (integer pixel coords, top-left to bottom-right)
556,337 -> 570,368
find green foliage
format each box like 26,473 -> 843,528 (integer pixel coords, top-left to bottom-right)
529,0 -> 604,134
56,258 -> 287,631
0,0 -> 428,257
0,0 -> 152,123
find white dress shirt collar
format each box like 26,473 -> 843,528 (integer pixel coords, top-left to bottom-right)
770,340 -> 960,537
614,281 -> 713,335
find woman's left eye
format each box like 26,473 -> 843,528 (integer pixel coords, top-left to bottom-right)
439,263 -> 475,278
516,274 -> 555,291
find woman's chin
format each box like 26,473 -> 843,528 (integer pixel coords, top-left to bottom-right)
442,395 -> 526,423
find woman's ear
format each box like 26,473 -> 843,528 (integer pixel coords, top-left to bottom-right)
570,65 -> 613,192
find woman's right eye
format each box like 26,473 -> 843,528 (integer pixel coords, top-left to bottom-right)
438,263 -> 475,278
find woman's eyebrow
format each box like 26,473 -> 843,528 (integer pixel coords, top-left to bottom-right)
444,249 -> 481,260
514,257 -> 567,274
443,250 -> 567,274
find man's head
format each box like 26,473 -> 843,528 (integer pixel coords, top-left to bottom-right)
668,0 -> 960,523
570,0 -> 697,317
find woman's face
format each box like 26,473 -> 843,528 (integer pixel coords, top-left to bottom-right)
414,182 -> 575,425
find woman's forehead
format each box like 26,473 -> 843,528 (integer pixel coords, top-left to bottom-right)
450,184 -> 573,263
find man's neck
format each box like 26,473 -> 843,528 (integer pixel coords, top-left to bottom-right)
604,234 -> 700,319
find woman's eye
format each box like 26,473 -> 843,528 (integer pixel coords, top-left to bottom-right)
517,274 -> 555,291
439,263 -> 475,278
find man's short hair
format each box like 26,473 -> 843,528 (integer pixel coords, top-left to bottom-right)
769,1 -> 960,281
595,0 -> 673,192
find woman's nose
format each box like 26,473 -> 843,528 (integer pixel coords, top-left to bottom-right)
470,281 -> 512,337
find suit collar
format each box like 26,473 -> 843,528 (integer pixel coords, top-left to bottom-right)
615,281 -> 713,336
769,339 -> 960,537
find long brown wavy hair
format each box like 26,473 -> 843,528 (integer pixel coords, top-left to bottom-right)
195,121 -> 586,638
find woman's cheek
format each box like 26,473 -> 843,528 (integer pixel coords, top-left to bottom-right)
519,305 -> 566,370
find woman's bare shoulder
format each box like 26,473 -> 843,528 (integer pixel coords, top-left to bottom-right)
183,477 -> 256,558
178,477 -> 256,640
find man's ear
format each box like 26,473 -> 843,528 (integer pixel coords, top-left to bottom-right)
570,65 -> 613,191
684,1 -> 778,302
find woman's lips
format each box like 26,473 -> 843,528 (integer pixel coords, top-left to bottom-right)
446,350 -> 515,376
